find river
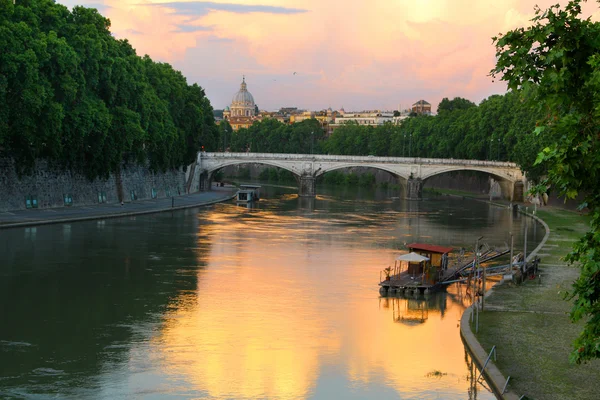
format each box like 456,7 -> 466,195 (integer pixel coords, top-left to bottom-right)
0,184 -> 543,399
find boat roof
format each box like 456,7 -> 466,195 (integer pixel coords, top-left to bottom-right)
407,243 -> 453,254
396,252 -> 430,262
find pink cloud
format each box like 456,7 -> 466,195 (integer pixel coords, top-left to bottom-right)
56,0 -> 600,111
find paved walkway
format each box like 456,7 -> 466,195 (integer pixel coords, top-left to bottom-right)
0,187 -> 236,229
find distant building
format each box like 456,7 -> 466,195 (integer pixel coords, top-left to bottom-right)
223,77 -> 259,130
333,111 -> 395,126
290,111 -> 314,124
411,100 -> 432,115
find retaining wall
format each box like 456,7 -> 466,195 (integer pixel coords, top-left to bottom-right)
0,158 -> 186,212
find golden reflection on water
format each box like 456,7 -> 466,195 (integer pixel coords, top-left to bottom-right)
154,202 -> 492,399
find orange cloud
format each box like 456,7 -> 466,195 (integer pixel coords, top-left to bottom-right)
58,0 -> 600,110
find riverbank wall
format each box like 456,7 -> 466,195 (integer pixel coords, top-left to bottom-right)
0,158 -> 186,212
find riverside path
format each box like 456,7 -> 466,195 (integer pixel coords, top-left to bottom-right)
0,187 -> 236,229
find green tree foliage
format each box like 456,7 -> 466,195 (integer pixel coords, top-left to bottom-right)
229,94 -> 545,181
0,0 -> 216,178
229,118 -> 323,154
436,97 -> 476,114
492,0 -> 600,363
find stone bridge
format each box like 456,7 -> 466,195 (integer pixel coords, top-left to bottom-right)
187,152 -> 527,200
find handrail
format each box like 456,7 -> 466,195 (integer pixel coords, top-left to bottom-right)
476,345 -> 497,382
199,152 -> 520,168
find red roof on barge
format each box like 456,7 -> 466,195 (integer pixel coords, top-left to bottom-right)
408,243 -> 453,254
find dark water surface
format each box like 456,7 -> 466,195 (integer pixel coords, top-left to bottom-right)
0,185 -> 543,399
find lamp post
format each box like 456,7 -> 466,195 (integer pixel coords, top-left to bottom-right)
497,138 -> 500,161
489,138 -> 493,160
403,133 -> 406,157
311,131 -> 314,155
409,133 -> 412,158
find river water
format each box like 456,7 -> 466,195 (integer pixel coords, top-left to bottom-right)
0,185 -> 543,399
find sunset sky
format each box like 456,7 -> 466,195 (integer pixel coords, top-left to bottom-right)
57,0 -> 600,112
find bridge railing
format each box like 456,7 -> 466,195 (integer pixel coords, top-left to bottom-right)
199,152 -> 519,168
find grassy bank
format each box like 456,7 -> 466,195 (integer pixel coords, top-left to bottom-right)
474,207 -> 599,399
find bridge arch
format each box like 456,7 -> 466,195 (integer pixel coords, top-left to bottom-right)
421,167 -> 523,201
202,159 -> 300,177
195,159 -> 303,195
316,163 -> 409,181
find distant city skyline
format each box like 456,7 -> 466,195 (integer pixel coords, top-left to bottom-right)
57,1 -> 600,112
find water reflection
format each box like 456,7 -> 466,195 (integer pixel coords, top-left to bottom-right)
0,211 -> 208,398
0,185 -> 543,399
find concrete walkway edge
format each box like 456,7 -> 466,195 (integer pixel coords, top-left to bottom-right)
0,193 -> 237,230
459,205 -> 551,399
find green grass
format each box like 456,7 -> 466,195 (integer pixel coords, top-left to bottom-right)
474,206 -> 600,400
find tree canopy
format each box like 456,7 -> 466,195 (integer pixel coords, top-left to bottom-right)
492,0 -> 600,363
0,0 -> 217,179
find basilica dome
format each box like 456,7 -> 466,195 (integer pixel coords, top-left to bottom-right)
232,79 -> 255,105
230,77 -> 256,117
231,79 -> 254,105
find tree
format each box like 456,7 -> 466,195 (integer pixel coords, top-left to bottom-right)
437,97 -> 476,114
0,0 -> 215,179
492,0 -> 600,363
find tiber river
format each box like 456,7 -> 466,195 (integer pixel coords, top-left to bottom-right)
0,184 -> 543,399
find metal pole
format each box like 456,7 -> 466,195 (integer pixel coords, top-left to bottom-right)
474,236 -> 483,315
482,262 -> 486,311
510,232 -> 514,269
524,210 -> 528,263
476,300 -> 479,333
502,377 -> 511,395
497,138 -> 500,160
409,133 -> 412,157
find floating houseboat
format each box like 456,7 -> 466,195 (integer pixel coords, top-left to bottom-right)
236,184 -> 261,203
379,242 -> 511,296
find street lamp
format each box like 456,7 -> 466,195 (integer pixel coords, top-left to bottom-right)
497,138 -> 500,161
409,133 -> 412,158
489,138 -> 493,160
403,133 -> 406,157
311,131 -> 314,155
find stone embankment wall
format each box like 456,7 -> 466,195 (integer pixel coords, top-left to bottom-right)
0,158 -> 186,212
424,170 -> 490,193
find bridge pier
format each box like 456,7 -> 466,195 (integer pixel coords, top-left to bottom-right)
498,180 -> 525,202
406,178 -> 423,200
513,180 -> 525,202
199,171 -> 212,192
299,175 -> 316,197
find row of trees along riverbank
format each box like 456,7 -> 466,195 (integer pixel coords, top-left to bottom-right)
0,0 -> 218,179
219,91 -> 553,182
